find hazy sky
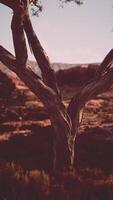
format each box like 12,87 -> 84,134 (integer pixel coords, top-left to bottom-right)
0,0 -> 113,63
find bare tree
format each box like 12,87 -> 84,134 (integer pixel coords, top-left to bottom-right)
0,0 -> 113,170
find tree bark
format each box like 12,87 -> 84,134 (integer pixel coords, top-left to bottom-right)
0,0 -> 70,170
1,0 -> 113,171
11,7 -> 28,68
24,15 -> 60,96
68,49 -> 113,135
0,45 -> 72,169
0,0 -> 20,9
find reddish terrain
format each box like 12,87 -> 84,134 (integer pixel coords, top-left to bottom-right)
0,65 -> 113,172
1,66 -> 113,199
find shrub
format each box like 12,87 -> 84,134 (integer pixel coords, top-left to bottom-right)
0,162 -> 113,200
0,162 -> 50,200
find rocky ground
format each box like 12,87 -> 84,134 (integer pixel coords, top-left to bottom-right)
1,70 -> 113,172
1,69 -> 113,199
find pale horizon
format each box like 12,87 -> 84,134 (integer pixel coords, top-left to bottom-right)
0,0 -> 113,64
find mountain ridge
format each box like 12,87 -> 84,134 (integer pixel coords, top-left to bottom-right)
0,60 -> 100,77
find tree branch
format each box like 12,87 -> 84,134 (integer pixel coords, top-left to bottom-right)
11,4 -> 28,68
0,0 -> 78,169
0,45 -> 56,110
0,46 -> 16,72
96,49 -> 113,78
0,0 -> 20,10
68,49 -> 113,136
0,45 -> 72,169
0,45 -> 69,128
1,0 -> 60,94
24,14 -> 60,95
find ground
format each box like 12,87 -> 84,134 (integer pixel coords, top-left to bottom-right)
1,70 -> 113,199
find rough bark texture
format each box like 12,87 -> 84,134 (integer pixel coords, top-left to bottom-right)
0,0 -> 113,170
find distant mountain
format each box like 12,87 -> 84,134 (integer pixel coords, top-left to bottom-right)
0,61 -> 100,77
52,62 -> 100,71
28,61 -> 81,76
52,63 -> 78,71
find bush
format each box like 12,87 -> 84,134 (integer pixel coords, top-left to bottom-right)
0,162 -> 50,200
0,162 -> 113,200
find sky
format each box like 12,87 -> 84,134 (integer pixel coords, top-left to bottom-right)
0,0 -> 113,63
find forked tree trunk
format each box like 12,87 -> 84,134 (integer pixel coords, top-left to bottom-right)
0,45 -> 72,170
0,0 -> 113,171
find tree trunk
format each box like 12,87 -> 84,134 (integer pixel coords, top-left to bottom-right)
1,0 -> 113,171
0,45 -> 72,170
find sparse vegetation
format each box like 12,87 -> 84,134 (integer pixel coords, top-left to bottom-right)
0,162 -> 50,200
0,70 -> 113,199
0,162 -> 113,200
1,1 -> 113,199
1,0 -> 113,170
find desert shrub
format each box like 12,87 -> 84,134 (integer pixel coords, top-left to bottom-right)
0,162 -> 26,200
26,170 -> 50,200
0,162 -> 50,200
0,162 -> 113,200
50,168 -> 113,200
78,167 -> 104,179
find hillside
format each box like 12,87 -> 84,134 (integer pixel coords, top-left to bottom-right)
0,66 -> 113,169
0,60 -> 99,76
1,64 -> 113,199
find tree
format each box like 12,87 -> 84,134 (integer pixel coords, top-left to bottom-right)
0,0 -> 113,170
